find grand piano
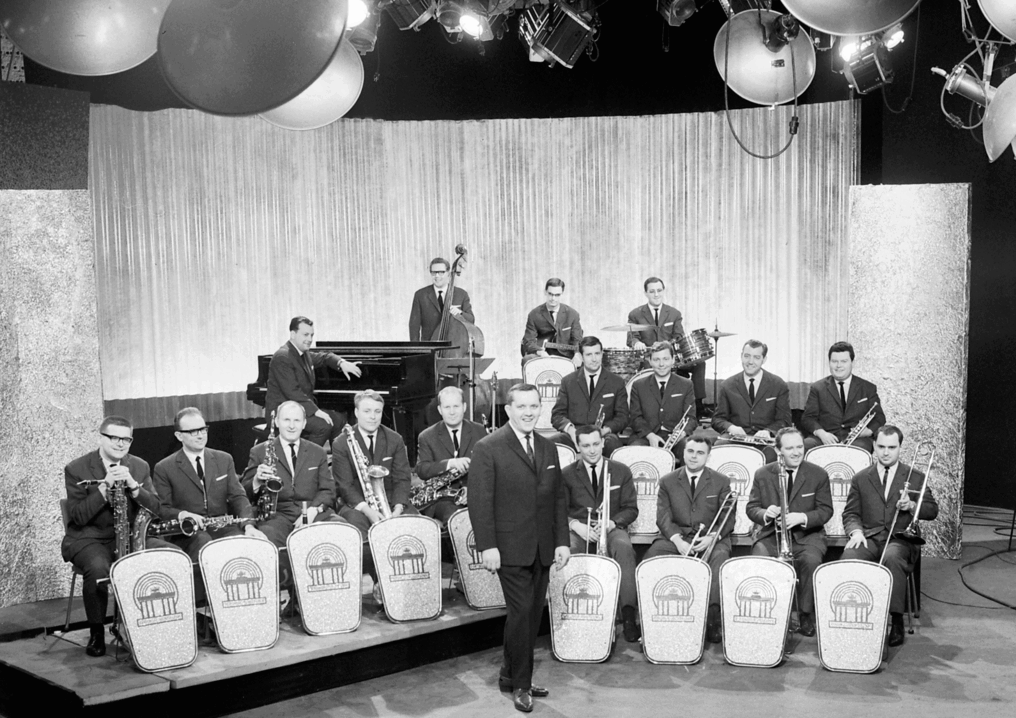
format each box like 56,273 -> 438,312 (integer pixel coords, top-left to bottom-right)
246,340 -> 452,463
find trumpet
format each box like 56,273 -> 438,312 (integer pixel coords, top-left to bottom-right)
256,410 -> 282,521
842,403 -> 879,445
661,405 -> 694,452
894,441 -> 936,546
719,432 -> 776,447
344,425 -> 392,519
689,491 -> 738,563
594,405 -> 605,429
775,454 -> 794,564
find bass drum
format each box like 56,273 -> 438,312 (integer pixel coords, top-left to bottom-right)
603,348 -> 644,381
674,328 -> 715,368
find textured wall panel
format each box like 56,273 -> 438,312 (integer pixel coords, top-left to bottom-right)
0,190 -> 103,608
848,184 -> 971,559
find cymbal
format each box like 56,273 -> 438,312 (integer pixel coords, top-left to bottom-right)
706,330 -> 737,339
602,323 -> 653,332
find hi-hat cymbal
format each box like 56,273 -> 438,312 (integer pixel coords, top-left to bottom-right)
602,323 -> 654,332
707,330 -> 737,339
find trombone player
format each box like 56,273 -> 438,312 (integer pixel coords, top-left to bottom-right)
745,427 -> 833,637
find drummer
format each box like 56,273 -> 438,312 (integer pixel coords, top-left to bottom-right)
626,277 -> 709,418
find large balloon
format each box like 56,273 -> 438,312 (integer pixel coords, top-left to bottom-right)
782,0 -> 920,36
978,0 -> 1016,43
0,0 -> 170,76
260,40 -> 364,131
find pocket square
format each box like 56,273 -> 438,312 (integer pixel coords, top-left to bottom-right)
802,492 -> 815,497
670,394 -> 681,398
705,494 -> 718,499
857,397 -> 868,403
663,322 -> 674,327
382,457 -> 392,463
610,485 -> 620,491
547,465 -> 556,470
602,393 -> 615,398
213,474 -> 227,482
562,326 -> 572,331
765,397 -> 776,402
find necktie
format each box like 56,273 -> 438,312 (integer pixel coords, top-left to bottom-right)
550,310 -> 557,328
367,434 -> 375,462
748,377 -> 756,404
786,469 -> 795,497
838,381 -> 846,411
438,290 -> 444,309
590,464 -> 598,497
452,429 -> 460,456
195,455 -> 205,482
659,381 -> 666,399
589,374 -> 596,397
882,466 -> 890,498
524,433 -> 534,465
289,442 -> 298,470
689,473 -> 697,496
653,308 -> 660,326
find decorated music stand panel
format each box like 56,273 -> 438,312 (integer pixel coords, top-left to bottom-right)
447,508 -> 506,610
805,445 -> 873,537
369,514 -> 442,622
814,560 -> 892,674
109,548 -> 197,672
624,369 -> 654,401
636,556 -> 711,665
612,446 -> 675,537
522,356 -> 573,431
706,445 -> 766,536
198,536 -> 279,653
719,556 -> 796,668
287,522 -> 363,635
548,554 -> 621,663
556,443 -> 577,471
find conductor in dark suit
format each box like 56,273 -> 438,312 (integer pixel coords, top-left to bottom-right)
644,435 -> 734,643
469,383 -> 570,712
746,427 -> 833,637
629,341 -> 698,460
711,339 -> 792,462
414,386 -> 486,526
841,425 -> 938,647
409,257 -> 475,341
521,278 -> 583,364
550,336 -> 630,456
265,316 -> 362,446
801,341 -> 886,453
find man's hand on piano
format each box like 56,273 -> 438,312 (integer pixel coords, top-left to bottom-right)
315,409 -> 333,426
339,359 -> 362,379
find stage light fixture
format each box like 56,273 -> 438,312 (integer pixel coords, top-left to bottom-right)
460,12 -> 484,38
519,2 -> 597,69
657,0 -> 703,27
348,6 -> 380,54
978,0 -> 1016,43
839,33 -> 894,95
384,0 -> 437,31
781,0 -> 920,36
348,0 -> 370,28
934,64 -> 1016,162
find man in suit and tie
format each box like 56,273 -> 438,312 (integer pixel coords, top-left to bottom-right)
521,278 -> 583,366
414,386 -> 486,527
746,427 -> 833,637
644,435 -> 734,643
629,341 -> 698,461
409,257 -> 475,341
841,425 -> 938,647
550,336 -> 630,456
154,407 -> 265,562
802,341 -> 886,453
711,339 -> 792,462
562,425 -> 640,641
265,316 -> 362,446
469,383 -> 570,713
626,277 -> 708,417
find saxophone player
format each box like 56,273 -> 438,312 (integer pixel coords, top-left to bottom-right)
61,416 -> 164,657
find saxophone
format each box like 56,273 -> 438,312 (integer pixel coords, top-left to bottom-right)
80,473 -> 151,555
344,425 -> 392,519
410,467 -> 466,509
257,411 -> 283,521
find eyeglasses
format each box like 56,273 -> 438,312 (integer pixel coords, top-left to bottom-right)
101,433 -> 133,445
178,427 -> 209,436
430,270 -> 448,276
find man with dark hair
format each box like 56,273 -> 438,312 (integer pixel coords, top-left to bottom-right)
712,339 -> 792,462
61,416 -> 165,657
841,425 -> 938,647
801,341 -> 886,453
746,426 -> 833,637
561,425 -> 640,641
265,315 -> 362,446
469,383 -> 570,712
521,278 -> 583,364
629,341 -> 698,461
644,434 -> 733,643
409,257 -> 475,341
550,336 -> 629,456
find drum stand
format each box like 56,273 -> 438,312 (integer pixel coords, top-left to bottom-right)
707,321 -> 737,407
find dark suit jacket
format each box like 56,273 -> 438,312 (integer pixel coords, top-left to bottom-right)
415,419 -> 486,480
656,466 -> 734,542
264,340 -> 342,419
409,285 -> 474,341
332,424 -> 412,509
61,451 -> 161,562
629,372 -> 698,438
468,424 -> 569,567
561,459 -> 638,529
626,303 -> 685,347
551,368 -> 630,435
801,375 -> 886,441
241,438 -> 333,524
746,460 -> 833,548
711,371 -> 792,435
154,448 -> 253,522
521,303 -> 583,357
842,462 -> 939,539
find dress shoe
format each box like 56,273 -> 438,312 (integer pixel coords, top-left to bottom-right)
798,612 -> 816,637
530,685 -> 549,698
622,616 -> 642,642
888,620 -> 906,647
85,627 -> 106,657
513,688 -> 533,713
706,619 -> 723,644
498,676 -> 513,693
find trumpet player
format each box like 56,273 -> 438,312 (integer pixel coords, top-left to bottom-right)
746,427 -> 833,638
841,425 -> 939,647
629,341 -> 698,461
562,425 -> 640,642
61,416 -> 164,657
711,339 -> 791,463
644,435 -> 733,644
801,341 -> 886,452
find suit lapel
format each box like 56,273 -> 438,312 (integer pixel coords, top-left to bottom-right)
176,451 -> 204,492
274,438 -> 295,482
439,425 -> 456,458
789,464 -> 806,503
825,376 -> 842,409
755,372 -> 772,404
679,467 -> 693,503
734,372 -> 751,406
89,451 -> 110,482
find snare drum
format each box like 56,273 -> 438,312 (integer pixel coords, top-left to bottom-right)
673,328 -> 714,368
603,348 -> 644,380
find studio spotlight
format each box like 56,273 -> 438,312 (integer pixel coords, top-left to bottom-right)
519,2 -> 597,69
657,0 -> 704,27
978,0 -> 1016,43
348,0 -> 370,28
436,1 -> 462,31
460,12 -> 484,37
934,64 -> 1016,162
839,34 -> 894,95
347,6 -> 380,54
384,0 -> 437,31
781,0 -> 920,36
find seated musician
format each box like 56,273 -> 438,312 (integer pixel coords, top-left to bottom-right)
745,427 -> 833,637
265,315 -> 362,447
550,336 -> 630,457
626,277 -> 708,418
562,425 -> 640,641
644,435 -> 733,644
409,257 -> 474,341
153,407 -> 265,563
332,389 -> 416,534
61,416 -> 166,657
521,278 -> 583,366
801,341 -> 886,453
711,339 -> 792,462
629,341 -> 698,461
841,425 -> 938,647
414,386 -> 486,526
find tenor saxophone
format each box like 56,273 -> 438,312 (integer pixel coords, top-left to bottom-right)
344,425 -> 392,519
409,466 -> 466,509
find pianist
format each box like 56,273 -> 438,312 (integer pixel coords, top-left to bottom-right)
265,316 -> 362,446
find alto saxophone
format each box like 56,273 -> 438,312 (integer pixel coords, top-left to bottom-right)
344,425 -> 392,519
80,474 -> 151,555
257,410 -> 283,521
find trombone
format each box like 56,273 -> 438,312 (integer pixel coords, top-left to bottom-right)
688,491 -> 738,563
880,441 -> 936,563
583,463 -> 611,557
